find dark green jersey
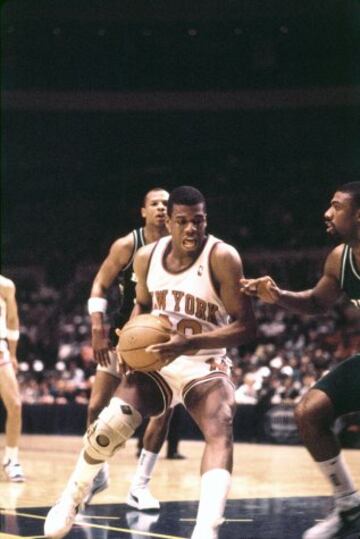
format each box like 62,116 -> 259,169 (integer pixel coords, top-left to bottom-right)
118,227 -> 146,321
340,244 -> 360,309
108,228 -> 146,344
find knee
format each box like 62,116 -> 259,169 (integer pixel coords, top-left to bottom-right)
85,397 -> 142,460
203,404 -> 234,443
6,397 -> 22,416
294,392 -> 332,432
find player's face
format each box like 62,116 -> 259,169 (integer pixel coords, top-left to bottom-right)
142,190 -> 169,226
324,191 -> 360,242
167,203 -> 207,254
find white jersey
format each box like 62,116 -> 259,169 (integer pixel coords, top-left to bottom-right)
147,234 -> 230,363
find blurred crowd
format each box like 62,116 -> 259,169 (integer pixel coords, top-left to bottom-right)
11,253 -> 360,417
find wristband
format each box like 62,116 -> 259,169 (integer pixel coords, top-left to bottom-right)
7,329 -> 20,341
88,297 -> 108,314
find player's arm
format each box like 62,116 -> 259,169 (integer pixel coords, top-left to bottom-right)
240,246 -> 343,314
5,280 -> 20,371
88,233 -> 135,366
189,243 -> 257,348
148,243 -> 257,359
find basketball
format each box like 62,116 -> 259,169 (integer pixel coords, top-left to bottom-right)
116,314 -> 172,371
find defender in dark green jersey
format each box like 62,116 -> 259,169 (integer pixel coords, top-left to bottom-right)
86,187 -> 170,510
240,181 -> 360,539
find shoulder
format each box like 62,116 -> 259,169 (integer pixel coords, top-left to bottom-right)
0,275 -> 15,290
0,276 -> 15,299
110,231 -> 136,253
210,240 -> 243,277
133,241 -> 158,270
136,241 -> 157,259
210,240 -> 242,264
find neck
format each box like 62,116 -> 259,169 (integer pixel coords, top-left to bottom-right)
143,223 -> 167,244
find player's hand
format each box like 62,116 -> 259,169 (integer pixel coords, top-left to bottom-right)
91,327 -> 112,366
239,276 -> 280,304
146,331 -> 188,363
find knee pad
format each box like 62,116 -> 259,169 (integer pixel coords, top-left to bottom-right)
84,397 -> 142,460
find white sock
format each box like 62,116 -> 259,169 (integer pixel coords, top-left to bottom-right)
67,450 -> 104,490
130,449 -> 158,491
3,447 -> 19,465
317,454 -> 356,499
194,468 -> 231,529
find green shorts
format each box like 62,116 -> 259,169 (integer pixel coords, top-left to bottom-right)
314,354 -> 360,416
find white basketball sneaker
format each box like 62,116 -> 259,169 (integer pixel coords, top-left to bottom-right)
303,496 -> 360,538
190,519 -> 224,539
44,480 -> 90,538
3,460 -> 25,482
83,463 -> 109,505
126,486 -> 160,511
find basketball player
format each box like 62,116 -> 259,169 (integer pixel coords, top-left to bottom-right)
44,185 -> 257,539
0,275 -> 25,482
240,181 -> 360,538
86,187 -> 174,510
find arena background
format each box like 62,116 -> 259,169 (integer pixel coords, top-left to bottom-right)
1,2 -> 360,538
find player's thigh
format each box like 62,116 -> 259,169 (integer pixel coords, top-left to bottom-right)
185,377 -> 235,435
313,354 -> 360,417
114,371 -> 165,418
0,364 -> 21,408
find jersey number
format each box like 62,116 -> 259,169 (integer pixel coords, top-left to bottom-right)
159,314 -> 202,355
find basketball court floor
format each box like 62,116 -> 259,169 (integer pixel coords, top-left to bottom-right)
1,435 -> 360,539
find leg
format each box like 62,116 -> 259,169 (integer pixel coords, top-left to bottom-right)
143,408 -> 174,453
87,369 -> 121,426
186,377 -> 235,539
166,404 -> 186,459
295,355 -> 360,539
0,363 -> 25,482
44,372 -> 164,539
127,408 -> 174,510
84,367 -> 121,503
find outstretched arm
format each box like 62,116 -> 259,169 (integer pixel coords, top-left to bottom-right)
239,246 -> 344,315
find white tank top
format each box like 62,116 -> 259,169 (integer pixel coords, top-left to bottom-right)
147,234 -> 230,361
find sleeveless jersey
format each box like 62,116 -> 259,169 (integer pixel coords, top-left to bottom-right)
147,234 -> 230,362
340,245 -> 360,309
108,228 -> 146,341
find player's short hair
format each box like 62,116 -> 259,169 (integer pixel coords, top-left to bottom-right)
142,187 -> 168,207
338,181 -> 360,208
167,186 -> 206,216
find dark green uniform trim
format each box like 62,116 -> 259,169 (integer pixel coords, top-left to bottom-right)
340,244 -> 360,309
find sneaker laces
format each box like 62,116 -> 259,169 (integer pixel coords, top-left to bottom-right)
61,480 -> 90,511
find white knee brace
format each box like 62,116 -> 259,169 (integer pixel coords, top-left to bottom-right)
84,397 -> 142,460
